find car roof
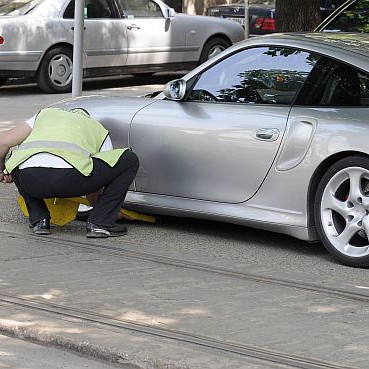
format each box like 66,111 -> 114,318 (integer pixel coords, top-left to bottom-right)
254,32 -> 369,58
233,32 -> 369,65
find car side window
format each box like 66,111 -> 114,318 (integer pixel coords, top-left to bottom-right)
117,0 -> 163,18
294,57 -> 369,107
323,0 -> 369,32
187,47 -> 317,105
64,0 -> 116,19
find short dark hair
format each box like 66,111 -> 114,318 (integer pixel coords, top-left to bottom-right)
70,108 -> 90,116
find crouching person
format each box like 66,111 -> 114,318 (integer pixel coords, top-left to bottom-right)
0,107 -> 139,238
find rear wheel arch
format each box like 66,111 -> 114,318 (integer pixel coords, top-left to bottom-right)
36,43 -> 75,93
307,151 -> 369,230
38,42 -> 74,69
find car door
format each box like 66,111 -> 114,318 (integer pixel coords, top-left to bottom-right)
115,0 -> 186,66
61,0 -> 128,69
130,46 -> 318,203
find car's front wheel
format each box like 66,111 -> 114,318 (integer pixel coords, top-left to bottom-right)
199,37 -> 230,65
37,47 -> 73,93
315,156 -> 369,268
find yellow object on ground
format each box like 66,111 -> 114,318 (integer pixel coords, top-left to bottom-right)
18,196 -> 156,226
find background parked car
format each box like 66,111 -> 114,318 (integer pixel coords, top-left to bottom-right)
206,0 -> 345,35
0,0 -> 244,93
316,0 -> 369,33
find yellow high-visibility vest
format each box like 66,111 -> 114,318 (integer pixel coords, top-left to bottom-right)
5,107 -> 127,175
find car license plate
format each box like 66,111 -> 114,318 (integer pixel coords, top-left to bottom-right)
225,17 -> 245,26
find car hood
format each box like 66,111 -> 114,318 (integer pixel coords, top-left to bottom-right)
50,95 -> 156,123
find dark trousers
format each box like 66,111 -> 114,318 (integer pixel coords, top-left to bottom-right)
13,151 -> 139,228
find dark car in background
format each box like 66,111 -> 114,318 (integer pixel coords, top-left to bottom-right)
206,0 -> 276,35
206,0 -> 345,35
316,0 -> 369,33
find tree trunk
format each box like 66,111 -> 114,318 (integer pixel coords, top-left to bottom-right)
276,0 -> 321,32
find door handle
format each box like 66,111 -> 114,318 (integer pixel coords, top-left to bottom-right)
254,128 -> 280,141
127,24 -> 141,30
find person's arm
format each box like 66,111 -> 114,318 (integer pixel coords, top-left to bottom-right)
0,122 -> 32,182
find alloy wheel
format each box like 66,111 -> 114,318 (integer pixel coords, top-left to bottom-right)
207,44 -> 226,60
320,166 -> 369,259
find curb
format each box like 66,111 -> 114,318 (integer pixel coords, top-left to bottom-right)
0,322 -> 188,369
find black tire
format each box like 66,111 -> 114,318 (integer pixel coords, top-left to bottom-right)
0,78 -> 8,88
37,47 -> 73,93
314,156 -> 369,268
199,37 -> 231,65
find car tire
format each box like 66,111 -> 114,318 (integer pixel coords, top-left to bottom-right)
199,37 -> 230,65
0,78 -> 8,87
37,47 -> 73,93
314,156 -> 369,268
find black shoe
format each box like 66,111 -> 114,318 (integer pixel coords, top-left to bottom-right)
30,218 -> 50,235
86,222 -> 127,238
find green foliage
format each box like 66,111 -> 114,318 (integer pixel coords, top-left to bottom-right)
344,0 -> 369,32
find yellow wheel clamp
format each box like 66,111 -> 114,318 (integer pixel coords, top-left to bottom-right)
18,196 -> 156,226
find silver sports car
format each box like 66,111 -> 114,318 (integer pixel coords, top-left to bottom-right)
0,0 -> 244,93
56,32 -> 369,268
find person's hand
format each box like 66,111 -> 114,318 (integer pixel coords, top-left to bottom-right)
0,172 -> 13,183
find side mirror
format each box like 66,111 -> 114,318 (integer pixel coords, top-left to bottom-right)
163,7 -> 176,19
163,79 -> 186,101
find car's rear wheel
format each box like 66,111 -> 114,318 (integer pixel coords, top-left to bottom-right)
37,47 -> 73,93
0,78 -> 8,87
199,37 -> 230,65
315,156 -> 369,268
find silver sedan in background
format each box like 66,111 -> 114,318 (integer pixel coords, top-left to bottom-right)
0,0 -> 244,93
54,33 -> 369,268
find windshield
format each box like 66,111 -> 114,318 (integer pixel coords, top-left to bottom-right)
0,0 -> 43,16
